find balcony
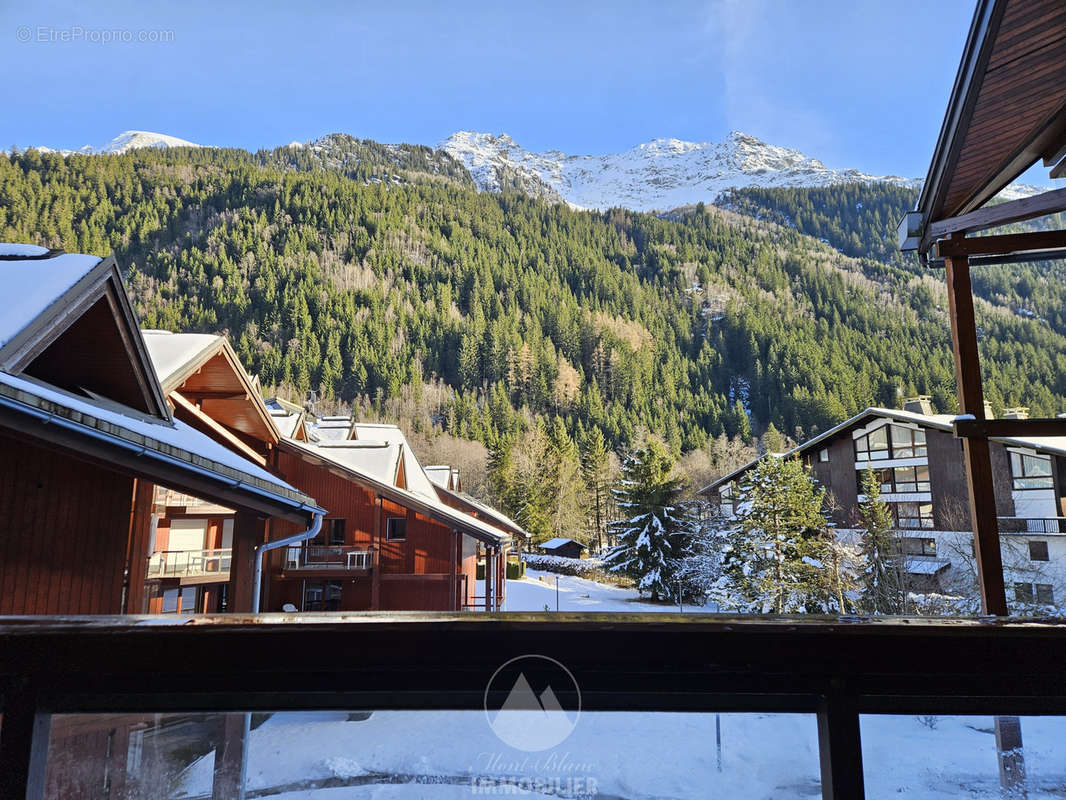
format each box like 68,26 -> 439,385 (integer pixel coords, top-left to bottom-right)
282,545 -> 373,572
997,517 -> 1066,535
147,548 -> 232,580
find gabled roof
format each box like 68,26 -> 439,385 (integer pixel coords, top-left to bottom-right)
701,406 -> 1066,494
280,437 -> 510,545
540,537 -> 585,550
433,483 -> 529,540
912,0 -> 1066,242
0,370 -> 321,524
142,330 -> 280,449
0,246 -> 169,418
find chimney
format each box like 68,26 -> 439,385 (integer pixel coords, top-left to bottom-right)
984,401 -> 995,420
903,395 -> 935,415
1003,407 -> 1029,420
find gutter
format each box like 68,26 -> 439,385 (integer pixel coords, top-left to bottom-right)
250,512 -> 323,613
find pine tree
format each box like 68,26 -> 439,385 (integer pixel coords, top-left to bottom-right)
603,441 -> 694,602
721,456 -> 832,613
858,468 -> 903,614
579,425 -> 611,552
761,422 -> 785,454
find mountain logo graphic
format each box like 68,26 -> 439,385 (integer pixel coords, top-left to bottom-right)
484,655 -> 581,751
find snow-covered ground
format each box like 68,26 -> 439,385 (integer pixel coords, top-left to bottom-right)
161,569 -> 1066,798
173,710 -> 1066,799
503,568 -> 684,613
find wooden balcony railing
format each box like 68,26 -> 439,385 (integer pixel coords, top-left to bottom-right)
146,548 -> 232,579
2,615 -> 1066,800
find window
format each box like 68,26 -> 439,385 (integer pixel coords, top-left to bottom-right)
1010,452 -> 1053,490
1015,582 -> 1055,606
855,424 -> 926,461
819,448 -> 829,462
894,502 -> 934,530
858,465 -> 931,494
386,517 -> 407,541
161,586 -> 199,614
327,518 -> 346,546
303,580 -> 342,611
855,426 -> 889,460
1029,540 -> 1050,561
899,537 -> 936,557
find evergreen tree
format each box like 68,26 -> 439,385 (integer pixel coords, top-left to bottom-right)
579,425 -> 612,552
545,416 -> 588,540
604,441 -> 694,601
721,456 -> 833,613
761,422 -> 785,454
858,468 -> 904,614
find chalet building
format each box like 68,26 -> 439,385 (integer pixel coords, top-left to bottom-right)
0,245 -> 322,616
701,398 -> 1066,608
539,538 -> 587,559
140,332 -> 517,612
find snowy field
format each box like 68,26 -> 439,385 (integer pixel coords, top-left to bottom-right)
502,569 -> 684,613
173,711 -> 1066,799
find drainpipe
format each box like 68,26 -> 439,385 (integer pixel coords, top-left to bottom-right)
250,513 -> 323,613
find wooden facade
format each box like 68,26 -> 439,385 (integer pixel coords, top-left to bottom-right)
0,249 -> 320,619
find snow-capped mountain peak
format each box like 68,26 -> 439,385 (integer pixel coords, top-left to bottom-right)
26,130 -> 204,156
439,130 -> 921,212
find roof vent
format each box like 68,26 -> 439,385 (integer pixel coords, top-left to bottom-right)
984,401 -> 995,420
903,395 -> 934,415
1002,407 -> 1029,420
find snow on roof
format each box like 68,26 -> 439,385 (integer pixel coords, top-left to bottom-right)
141,330 -> 222,385
424,465 -> 452,487
540,537 -> 585,550
269,409 -> 304,439
283,438 -> 508,544
0,247 -> 103,348
904,558 -> 951,576
0,243 -> 51,257
0,370 -> 317,510
313,440 -> 401,484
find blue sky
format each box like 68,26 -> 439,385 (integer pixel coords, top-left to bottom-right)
2,0 -> 978,178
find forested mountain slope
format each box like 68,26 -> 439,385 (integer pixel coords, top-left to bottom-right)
2,146 -> 1065,455
718,183 -> 1066,338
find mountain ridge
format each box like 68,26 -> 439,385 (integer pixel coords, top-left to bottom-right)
19,128 -> 1047,212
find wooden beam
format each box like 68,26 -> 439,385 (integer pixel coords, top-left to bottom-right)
935,229 -> 1066,258
171,391 -> 267,467
922,186 -> 1066,250
1052,154 -> 1066,180
180,390 -> 251,401
944,245 -> 1008,616
954,418 -> 1066,438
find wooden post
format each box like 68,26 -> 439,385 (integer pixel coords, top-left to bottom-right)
371,496 -> 382,610
212,713 -> 248,800
124,479 -> 155,614
944,245 -> 1007,615
816,691 -> 864,800
945,240 -> 1025,795
228,511 -> 265,613
484,547 -> 495,612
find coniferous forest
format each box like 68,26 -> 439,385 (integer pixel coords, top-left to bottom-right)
3,141 -> 1066,465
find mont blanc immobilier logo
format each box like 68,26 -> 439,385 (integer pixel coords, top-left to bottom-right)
483,654 -> 581,752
